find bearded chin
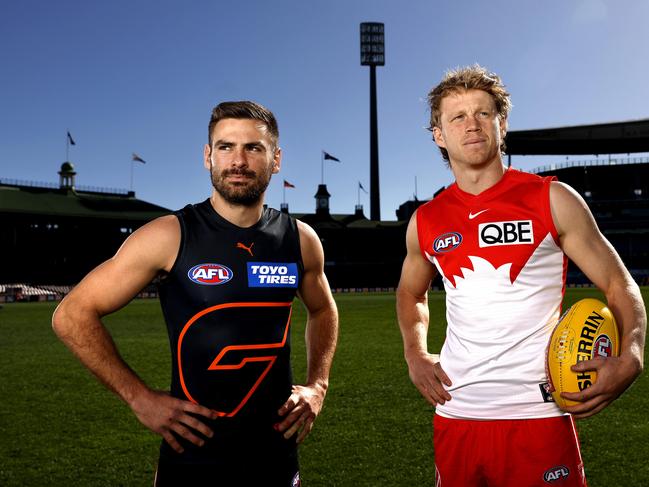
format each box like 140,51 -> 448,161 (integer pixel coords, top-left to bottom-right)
212,172 -> 272,207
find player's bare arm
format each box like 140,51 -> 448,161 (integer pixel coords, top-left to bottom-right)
52,215 -> 216,453
276,220 -> 338,443
550,181 -> 647,418
396,211 -> 452,406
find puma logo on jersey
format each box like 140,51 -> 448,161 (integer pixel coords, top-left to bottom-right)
468,209 -> 489,220
236,242 -> 254,257
478,220 -> 533,247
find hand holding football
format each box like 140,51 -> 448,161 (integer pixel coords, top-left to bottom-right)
546,298 -> 619,409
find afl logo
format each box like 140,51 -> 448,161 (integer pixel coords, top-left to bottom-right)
593,334 -> 612,358
188,263 -> 233,285
433,232 -> 462,253
543,465 -> 570,482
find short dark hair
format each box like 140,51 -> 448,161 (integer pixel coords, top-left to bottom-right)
208,101 -> 279,150
427,64 -> 511,162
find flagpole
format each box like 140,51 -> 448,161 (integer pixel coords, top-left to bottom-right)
321,151 -> 324,184
357,183 -> 361,206
66,130 -> 69,161
130,160 -> 134,191
283,183 -> 286,204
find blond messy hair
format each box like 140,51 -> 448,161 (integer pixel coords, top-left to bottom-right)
427,64 -> 511,162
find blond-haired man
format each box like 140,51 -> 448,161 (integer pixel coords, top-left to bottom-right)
397,65 -> 645,486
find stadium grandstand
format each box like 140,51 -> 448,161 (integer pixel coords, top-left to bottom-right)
0,162 -> 170,302
506,118 -> 649,287
292,186 -> 406,290
533,157 -> 649,285
2,118 -> 648,300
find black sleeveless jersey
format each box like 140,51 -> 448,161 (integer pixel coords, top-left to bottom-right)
157,199 -> 303,467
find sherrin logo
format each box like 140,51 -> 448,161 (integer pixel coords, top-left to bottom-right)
187,263 -> 233,285
433,232 -> 462,253
248,262 -> 298,288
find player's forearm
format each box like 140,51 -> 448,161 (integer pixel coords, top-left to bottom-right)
606,278 -> 646,372
52,300 -> 150,406
396,287 -> 431,361
304,302 -> 338,391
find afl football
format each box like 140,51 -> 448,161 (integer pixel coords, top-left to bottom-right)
546,298 -> 619,408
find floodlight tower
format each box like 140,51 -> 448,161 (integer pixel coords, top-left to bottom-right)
360,22 -> 384,221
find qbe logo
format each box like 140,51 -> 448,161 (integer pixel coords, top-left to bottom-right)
593,334 -> 612,358
433,232 -> 462,253
478,220 -> 533,248
247,262 -> 298,288
188,263 -> 233,285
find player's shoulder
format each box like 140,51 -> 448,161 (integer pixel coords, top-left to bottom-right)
416,181 -> 464,226
548,180 -> 588,210
404,209 -> 422,248
504,167 -> 555,190
259,207 -> 301,246
139,213 -> 180,236
264,205 -> 297,227
173,198 -> 212,224
549,179 -> 579,197
508,167 -> 546,181
296,218 -> 319,244
414,186 -> 454,227
119,214 -> 180,261
294,219 -> 325,272
547,180 -> 600,240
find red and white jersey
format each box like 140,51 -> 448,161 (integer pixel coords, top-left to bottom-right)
417,168 -> 567,419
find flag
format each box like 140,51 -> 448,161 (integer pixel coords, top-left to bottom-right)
283,180 -> 295,188
67,131 -> 76,145
323,151 -> 340,162
132,153 -> 146,164
359,181 -> 368,193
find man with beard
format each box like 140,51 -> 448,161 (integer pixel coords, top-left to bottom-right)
53,101 -> 339,486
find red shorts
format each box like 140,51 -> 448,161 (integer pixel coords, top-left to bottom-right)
433,414 -> 587,487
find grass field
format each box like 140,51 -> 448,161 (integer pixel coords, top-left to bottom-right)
1,288 -> 647,486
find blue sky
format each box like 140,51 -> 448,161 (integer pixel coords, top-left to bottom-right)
2,0 -> 648,219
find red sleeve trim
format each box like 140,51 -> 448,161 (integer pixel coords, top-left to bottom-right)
542,176 -> 560,245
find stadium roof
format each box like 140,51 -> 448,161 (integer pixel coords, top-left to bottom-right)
506,118 -> 649,155
1,183 -> 170,220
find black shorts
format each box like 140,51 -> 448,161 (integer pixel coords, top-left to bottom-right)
154,457 -> 300,486
155,424 -> 300,486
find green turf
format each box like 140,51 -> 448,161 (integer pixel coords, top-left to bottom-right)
0,288 -> 647,485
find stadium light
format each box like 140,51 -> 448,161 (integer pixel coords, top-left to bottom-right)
360,22 -> 384,221
360,23 -> 385,66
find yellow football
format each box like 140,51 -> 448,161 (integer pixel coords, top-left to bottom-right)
546,298 -> 619,408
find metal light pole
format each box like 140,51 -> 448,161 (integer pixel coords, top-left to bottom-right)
360,22 -> 384,221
